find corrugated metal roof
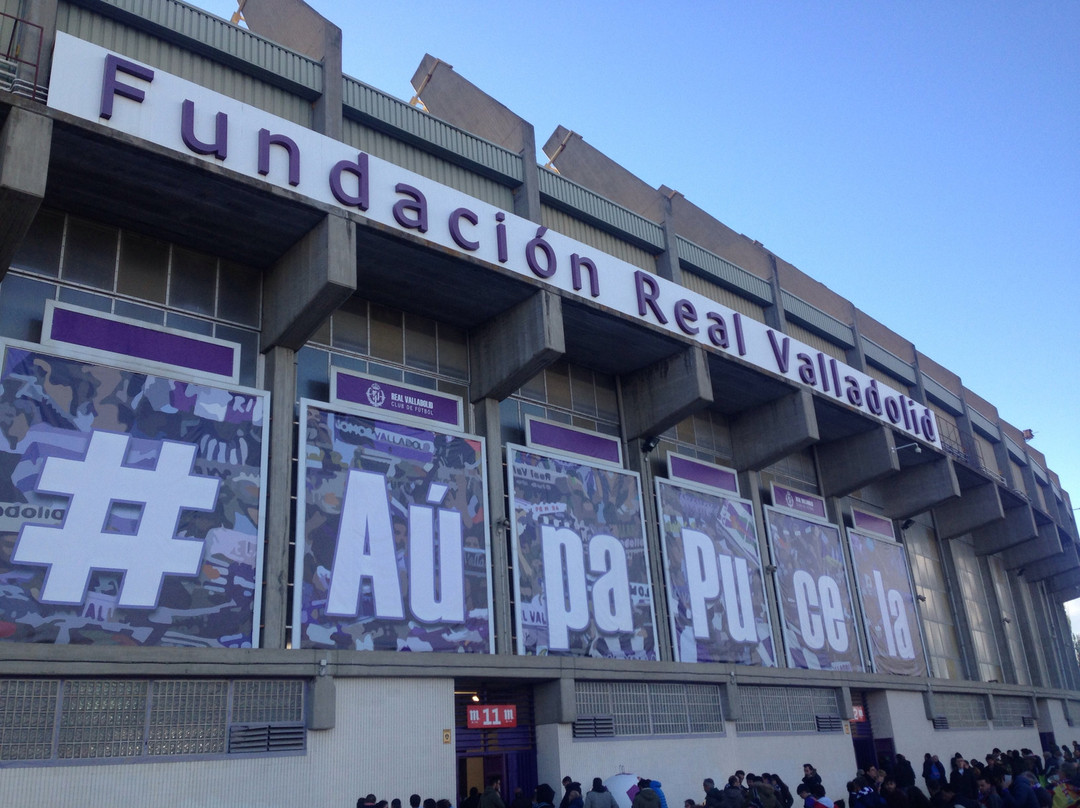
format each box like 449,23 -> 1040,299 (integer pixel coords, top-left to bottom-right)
780,290 -> 855,349
921,373 -> 963,413
861,337 -> 917,385
676,236 -> 773,305
343,76 -> 523,183
538,168 -> 665,251
68,0 -> 322,94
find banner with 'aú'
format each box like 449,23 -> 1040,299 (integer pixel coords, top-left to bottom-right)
294,401 -> 492,652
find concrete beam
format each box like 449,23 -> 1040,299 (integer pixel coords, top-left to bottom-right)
306,675 -> 336,730
262,213 -> 356,351
731,389 -> 818,472
933,482 -> 1004,540
470,290 -> 565,403
880,457 -> 960,520
1021,542 -> 1079,583
1048,567 -> 1080,595
973,504 -> 1038,556
534,678 -> 575,725
0,107 -> 52,280
817,426 -> 899,498
1002,522 -> 1063,570
622,346 -> 712,441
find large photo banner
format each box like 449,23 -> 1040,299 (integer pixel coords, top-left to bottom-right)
656,480 -> 775,665
849,531 -> 928,676
509,445 -> 656,658
294,401 -> 492,652
0,343 -> 267,647
765,507 -> 864,672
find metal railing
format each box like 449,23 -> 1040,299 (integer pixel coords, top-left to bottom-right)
0,11 -> 44,102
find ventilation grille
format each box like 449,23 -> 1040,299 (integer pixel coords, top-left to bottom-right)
1022,716 -> 1036,728
815,715 -> 843,732
572,715 -> 615,738
933,716 -> 950,730
228,723 -> 306,754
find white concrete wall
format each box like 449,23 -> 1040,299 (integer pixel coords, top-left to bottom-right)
874,690 -> 1042,767
550,721 -> 857,805
2,677 -> 456,808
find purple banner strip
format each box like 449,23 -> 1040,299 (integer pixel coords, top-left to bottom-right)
527,420 -> 621,465
335,373 -> 461,428
772,483 -> 827,519
852,508 -> 895,539
669,454 -> 739,494
49,307 -> 235,378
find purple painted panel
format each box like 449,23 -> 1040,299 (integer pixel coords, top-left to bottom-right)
852,508 -> 895,539
669,455 -> 739,494
335,373 -> 461,429
772,484 -> 827,519
49,307 -> 235,378
527,420 -> 621,464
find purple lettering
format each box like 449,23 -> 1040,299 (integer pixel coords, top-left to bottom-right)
733,313 -> 746,356
525,227 -> 556,278
674,299 -> 699,335
329,152 -> 369,211
767,330 -> 789,372
706,312 -> 729,348
635,271 -> 668,325
181,99 -> 227,160
100,53 -> 154,120
885,396 -> 901,423
798,353 -> 817,385
258,129 -> 300,186
571,254 -> 600,297
449,207 -> 479,251
865,379 -> 882,416
844,376 -> 862,406
495,213 -> 508,263
393,184 -> 428,232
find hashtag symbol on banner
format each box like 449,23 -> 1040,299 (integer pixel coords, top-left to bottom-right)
13,430 -> 220,608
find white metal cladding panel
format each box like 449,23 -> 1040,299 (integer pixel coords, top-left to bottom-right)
861,338 -> 917,385
1,677 -> 455,807
344,120 -> 516,210
56,4 -> 314,126
680,269 -> 768,322
780,290 -> 855,349
784,321 -> 847,362
540,204 -> 657,272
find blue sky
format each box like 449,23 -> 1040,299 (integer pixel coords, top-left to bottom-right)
192,1 -> 1080,608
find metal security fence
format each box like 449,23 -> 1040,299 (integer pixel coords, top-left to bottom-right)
735,685 -> 842,734
0,678 -> 305,766
573,681 -> 724,738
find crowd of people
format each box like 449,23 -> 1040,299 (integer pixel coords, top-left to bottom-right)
357,745 -> 1080,808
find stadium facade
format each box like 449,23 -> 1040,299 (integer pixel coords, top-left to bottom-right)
1,1 -> 1078,804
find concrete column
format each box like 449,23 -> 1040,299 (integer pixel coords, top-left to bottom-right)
730,388 -> 818,471
513,123 -> 542,224
469,290 -> 564,403
473,398 -> 514,654
973,504 -> 1037,556
0,106 -> 51,279
262,213 -> 356,350
626,436 -> 672,661
261,345 -> 297,649
817,426 -> 899,498
654,192 -> 683,283
16,0 -> 57,89
933,483 -> 1004,539
880,457 -> 960,520
977,555 -> 1016,684
621,346 -> 712,441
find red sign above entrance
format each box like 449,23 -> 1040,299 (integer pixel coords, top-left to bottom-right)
851,705 -> 867,722
467,704 -> 518,729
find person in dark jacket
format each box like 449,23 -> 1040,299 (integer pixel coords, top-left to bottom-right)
895,757 -> 917,791
719,777 -> 746,808
803,767 -> 823,791
536,785 -> 557,808
585,779 -> 618,808
634,780 -> 662,808
480,776 -> 507,808
704,780 -> 725,808
950,759 -> 978,802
